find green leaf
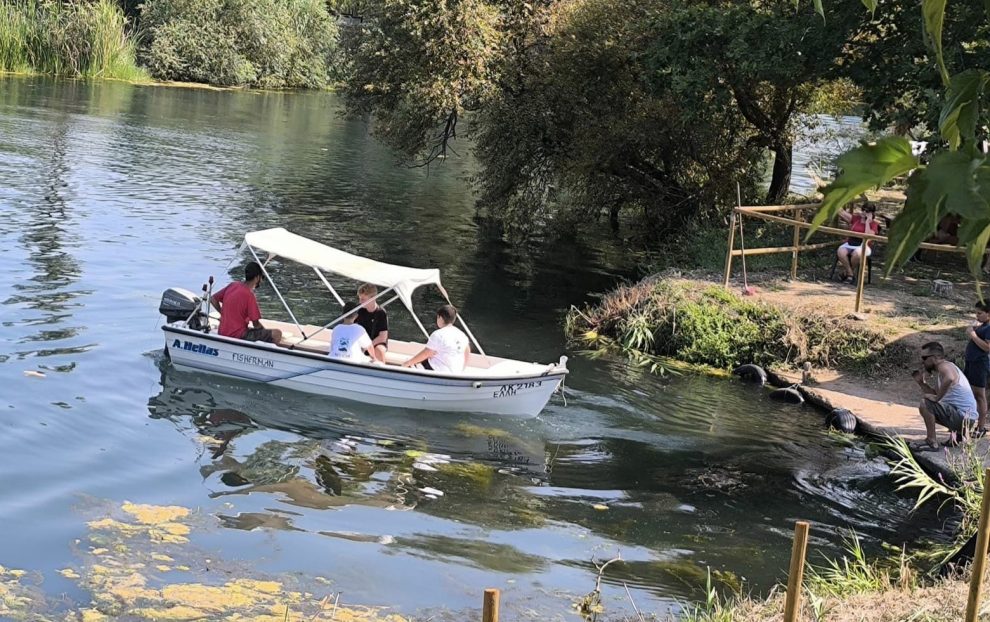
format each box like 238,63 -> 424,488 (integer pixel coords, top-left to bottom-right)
813,0 -> 825,20
885,169 -> 947,269
940,69 -> 989,150
861,0 -> 878,15
922,0 -> 950,86
809,137 -> 918,234
958,218 -> 990,289
920,149 -> 988,219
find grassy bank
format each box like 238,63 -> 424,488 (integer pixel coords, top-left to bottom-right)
0,0 -> 340,88
567,277 -> 889,372
0,0 -> 147,81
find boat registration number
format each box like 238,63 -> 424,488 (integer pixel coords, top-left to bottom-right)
493,380 -> 542,398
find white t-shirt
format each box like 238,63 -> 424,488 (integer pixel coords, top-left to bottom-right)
426,325 -> 469,373
329,323 -> 372,361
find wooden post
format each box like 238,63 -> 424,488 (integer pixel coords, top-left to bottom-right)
965,468 -> 990,622
790,208 -> 801,280
482,588 -> 500,622
854,248 -> 868,313
783,521 -> 810,622
723,211 -> 738,288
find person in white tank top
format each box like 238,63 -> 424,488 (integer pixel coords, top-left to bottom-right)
913,341 -> 979,451
401,304 -> 470,373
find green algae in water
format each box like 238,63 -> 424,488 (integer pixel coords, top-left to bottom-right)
436,462 -> 494,489
3,501 -> 410,621
453,422 -> 512,439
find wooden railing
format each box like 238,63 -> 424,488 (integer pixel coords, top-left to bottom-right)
724,203 -> 966,312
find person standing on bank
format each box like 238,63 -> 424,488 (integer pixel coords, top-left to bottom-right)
401,304 -> 470,373
356,283 -> 389,363
912,341 -> 979,451
964,301 -> 990,435
210,261 -> 283,344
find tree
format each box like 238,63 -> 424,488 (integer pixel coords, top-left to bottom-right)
341,0 -> 503,164
344,0 -> 768,239
647,1 -> 861,204
472,0 -> 764,238
811,0 -> 990,284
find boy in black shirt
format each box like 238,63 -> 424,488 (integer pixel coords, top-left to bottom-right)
965,300 -> 990,434
356,283 -> 389,363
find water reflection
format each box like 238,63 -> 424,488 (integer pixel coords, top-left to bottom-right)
3,109 -> 93,364
147,359 -> 951,603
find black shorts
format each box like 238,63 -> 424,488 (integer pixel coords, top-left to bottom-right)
965,358 -> 990,389
243,327 -> 276,343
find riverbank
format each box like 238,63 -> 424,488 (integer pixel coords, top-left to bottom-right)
570,270 -> 990,619
0,0 -> 146,82
568,269 -> 990,475
0,0 -> 340,89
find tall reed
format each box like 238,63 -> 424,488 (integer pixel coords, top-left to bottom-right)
0,0 -> 147,80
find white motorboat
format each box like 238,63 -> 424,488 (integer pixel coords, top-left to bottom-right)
159,228 -> 568,417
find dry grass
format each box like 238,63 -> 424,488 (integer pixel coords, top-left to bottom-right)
721,574 -> 980,622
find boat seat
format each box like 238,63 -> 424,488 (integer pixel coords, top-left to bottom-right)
384,351 -> 410,366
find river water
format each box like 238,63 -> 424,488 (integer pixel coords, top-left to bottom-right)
0,77 -> 946,620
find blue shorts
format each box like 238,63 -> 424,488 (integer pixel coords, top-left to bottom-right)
964,358 -> 990,389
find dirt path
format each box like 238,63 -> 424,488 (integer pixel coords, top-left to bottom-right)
728,270 -> 985,473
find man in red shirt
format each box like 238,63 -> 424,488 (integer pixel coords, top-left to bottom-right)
210,262 -> 283,344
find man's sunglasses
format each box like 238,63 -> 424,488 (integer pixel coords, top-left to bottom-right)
921,354 -> 934,361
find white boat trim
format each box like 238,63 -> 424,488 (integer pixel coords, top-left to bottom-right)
164,326 -> 566,417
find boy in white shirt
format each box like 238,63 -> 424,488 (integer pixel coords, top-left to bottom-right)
329,301 -> 376,362
402,304 -> 470,373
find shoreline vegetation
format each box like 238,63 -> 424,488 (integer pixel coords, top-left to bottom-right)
0,0 -> 342,88
0,0 -> 147,82
566,277 -> 890,373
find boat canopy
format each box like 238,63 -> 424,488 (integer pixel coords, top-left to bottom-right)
243,227 -> 442,311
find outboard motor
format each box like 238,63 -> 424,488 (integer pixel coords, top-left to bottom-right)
159,288 -> 208,331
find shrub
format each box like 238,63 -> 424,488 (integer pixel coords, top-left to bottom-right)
568,278 -> 888,371
140,0 -> 340,88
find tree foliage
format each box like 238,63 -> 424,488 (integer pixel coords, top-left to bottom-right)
839,0 -> 990,136
344,0 -> 811,239
812,0 -> 990,284
341,0 -> 503,163
472,0 -> 764,238
646,1 -> 860,203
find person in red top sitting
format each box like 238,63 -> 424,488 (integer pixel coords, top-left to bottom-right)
210,261 -> 283,344
836,202 -> 880,282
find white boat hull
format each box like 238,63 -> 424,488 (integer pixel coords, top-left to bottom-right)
163,326 -> 565,417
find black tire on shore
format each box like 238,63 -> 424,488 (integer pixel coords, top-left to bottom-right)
769,387 -> 804,404
825,408 -> 857,433
732,363 -> 768,386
